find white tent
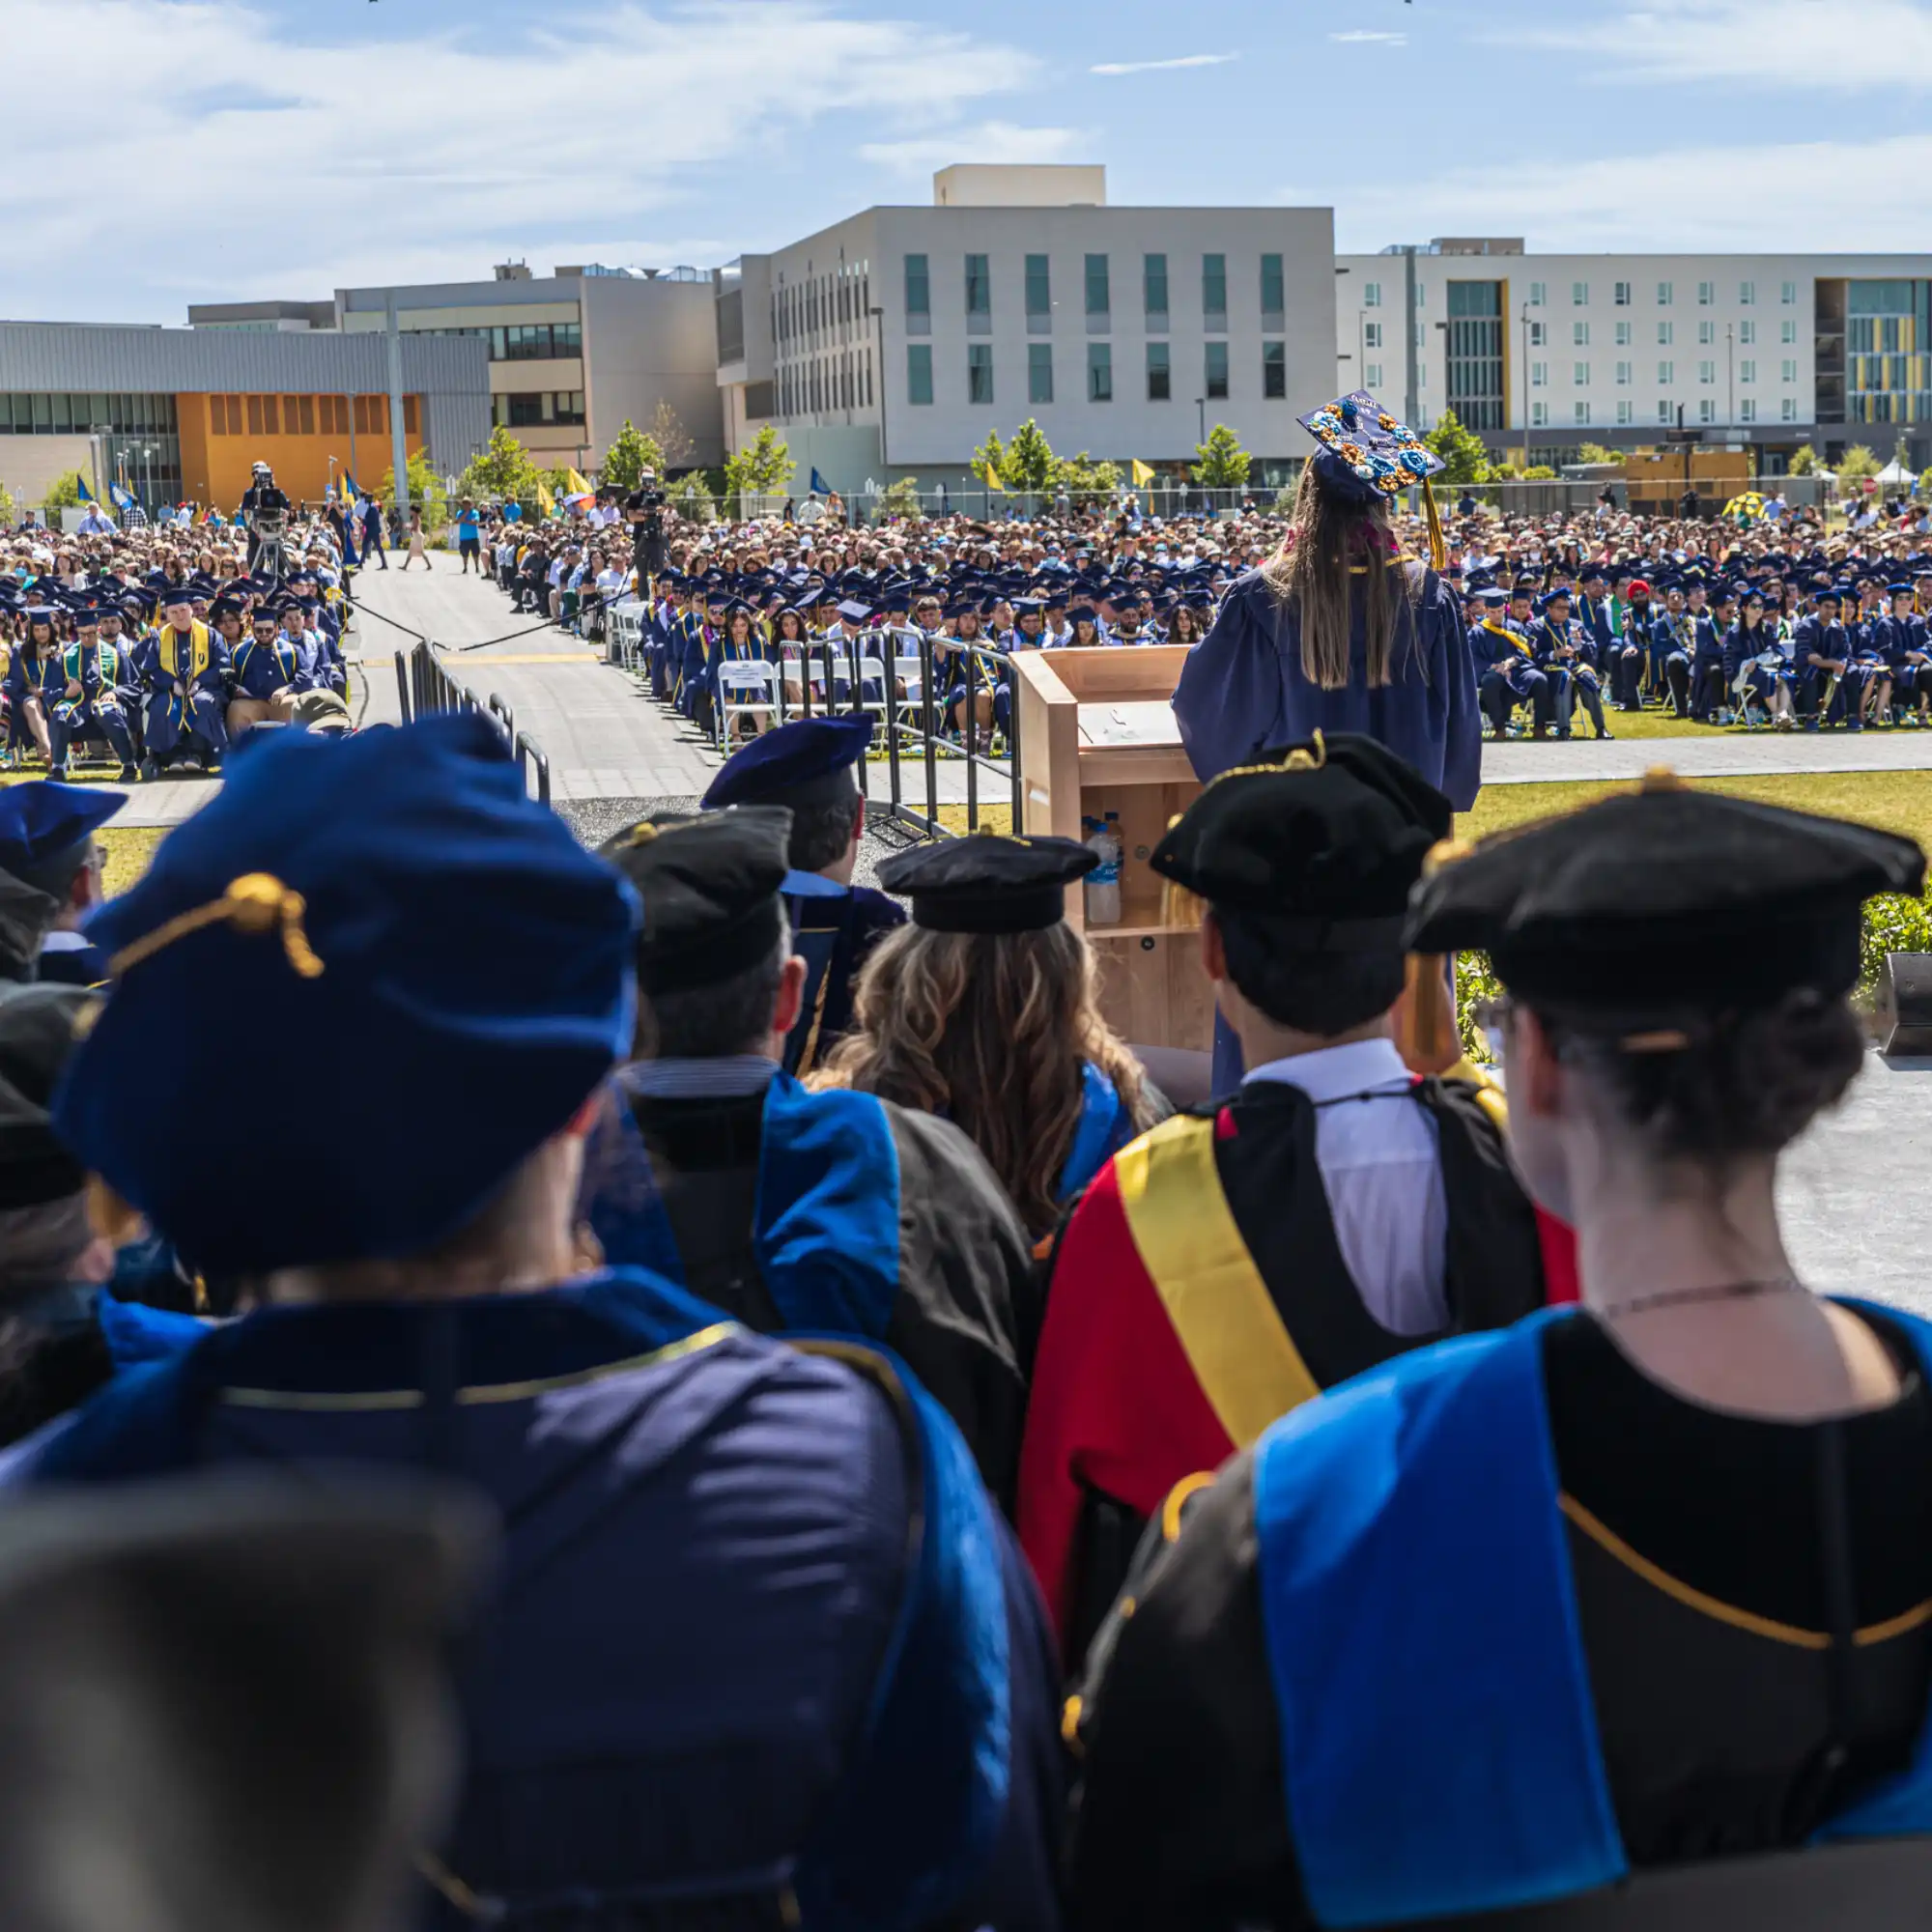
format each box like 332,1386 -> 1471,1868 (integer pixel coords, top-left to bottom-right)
1876,458 -> 1917,485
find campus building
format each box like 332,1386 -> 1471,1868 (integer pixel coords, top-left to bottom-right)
0,323 -> 489,510
714,165 -> 1338,499
1336,242 -> 1932,474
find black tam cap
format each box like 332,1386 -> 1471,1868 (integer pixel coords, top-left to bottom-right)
877,833 -> 1094,934
0,983 -> 91,1208
1405,773 -> 1925,1018
1151,732 -> 1452,949
599,807 -> 792,995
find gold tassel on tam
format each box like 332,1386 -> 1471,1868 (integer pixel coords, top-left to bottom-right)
1158,812 -> 1205,930
1396,837 -> 1474,1075
1422,477 -> 1447,572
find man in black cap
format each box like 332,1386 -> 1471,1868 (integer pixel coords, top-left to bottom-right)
1018,733 -> 1548,1662
585,806 -> 1034,1500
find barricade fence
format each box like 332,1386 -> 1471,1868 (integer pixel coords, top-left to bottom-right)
395,639 -> 552,808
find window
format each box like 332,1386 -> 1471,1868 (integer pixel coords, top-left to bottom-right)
1364,321 -> 1383,350
967,343 -> 994,405
1531,360 -> 1548,387
1573,280 -> 1589,305
1365,361 -> 1384,388
1087,341 -> 1113,401
1146,341 -> 1171,401
1575,360 -> 1590,386
1574,321 -> 1590,346
1782,280 -> 1799,305
1614,281 -> 1632,306
1575,402 -> 1591,424
1261,252 -> 1285,324
257,395 -> 278,435
1782,357 -> 1799,384
1616,360 -> 1633,385
1205,340 -> 1230,400
1740,281 -> 1756,305
1740,398 -> 1758,421
1658,321 -> 1674,345
497,391 -> 584,427
1364,280 -> 1383,307
1658,281 -> 1674,305
1781,319 -> 1798,345
904,254 -> 930,331
1263,340 -> 1287,399
1698,359 -> 1716,384
1085,253 -> 1110,324
1658,401 -> 1675,424
298,395 -> 315,435
1615,321 -> 1633,346
1202,253 -> 1228,328
1529,281 -> 1546,306
907,343 -> 933,405
1739,359 -> 1757,384
1413,281 -> 1426,309
964,254 -> 991,330
1143,252 -> 1169,327
1739,320 -> 1756,345
1025,254 -> 1051,331
1528,320 -> 1546,348
1532,400 -> 1549,427
1697,280 -> 1714,305
1658,360 -> 1675,383
1029,342 -> 1054,404
1698,398 -> 1716,423
1698,320 -> 1716,346
1617,400 -> 1634,425
1782,397 -> 1799,421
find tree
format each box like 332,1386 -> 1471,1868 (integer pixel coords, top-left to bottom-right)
1788,444 -> 1820,476
1836,444 -> 1881,487
1576,442 -> 1620,466
1191,423 -> 1252,490
724,425 -> 795,513
1057,452 -> 1122,505
454,425 -> 542,505
875,476 -> 923,519
1002,420 -> 1059,495
668,471 -> 716,523
1918,467 -> 1932,501
1421,409 -> 1491,485
644,401 -> 696,473
600,419 -> 665,493
1522,465 -> 1558,480
43,469 -> 86,512
970,428 -> 1007,490
380,447 -> 447,532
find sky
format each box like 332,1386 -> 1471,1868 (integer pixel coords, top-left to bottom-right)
15,0 -> 1930,322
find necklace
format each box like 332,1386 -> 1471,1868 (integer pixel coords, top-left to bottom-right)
1602,1277 -> 1807,1321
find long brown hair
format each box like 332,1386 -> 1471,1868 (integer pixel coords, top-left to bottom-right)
1262,463 -> 1418,690
816,922 -> 1152,1235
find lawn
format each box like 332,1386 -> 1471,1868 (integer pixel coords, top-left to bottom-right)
99,827 -> 166,895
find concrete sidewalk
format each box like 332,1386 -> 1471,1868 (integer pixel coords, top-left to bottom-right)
1482,724 -> 1932,785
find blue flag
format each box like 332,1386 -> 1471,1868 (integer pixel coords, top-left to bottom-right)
342,474 -> 360,501
810,467 -> 832,496
75,477 -> 94,503
109,483 -> 135,512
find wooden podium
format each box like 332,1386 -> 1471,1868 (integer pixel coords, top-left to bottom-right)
1011,645 -> 1213,1053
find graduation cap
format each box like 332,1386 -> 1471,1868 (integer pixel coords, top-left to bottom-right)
836,599 -> 872,625
0,781 -> 126,897
876,833 -> 1094,934
702,715 -> 872,811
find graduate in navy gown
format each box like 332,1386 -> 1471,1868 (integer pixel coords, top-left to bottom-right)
136,584 -> 230,777
0,781 -> 126,988
4,713 -> 1064,1932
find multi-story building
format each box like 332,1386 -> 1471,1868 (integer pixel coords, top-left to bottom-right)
715,165 -> 1338,498
1336,242 -> 1932,472
0,322 -> 488,510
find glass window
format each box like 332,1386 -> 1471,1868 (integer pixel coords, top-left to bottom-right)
1659,401 -> 1674,424
1616,361 -> 1632,385
1528,320 -> 1546,347
1147,341 -> 1172,401
1699,398 -> 1716,422
1144,253 -> 1169,321
1659,321 -> 1674,345
1614,281 -> 1632,306
1698,359 -> 1716,384
51,393 -> 71,433
1615,321 -> 1633,346
1697,280 -> 1714,305
1085,254 -> 1110,318
1528,281 -> 1546,306
1740,360 -> 1756,384
1782,358 -> 1800,383
1364,321 -> 1383,349
1782,396 -> 1799,420
1202,253 -> 1228,326
1617,400 -> 1634,425
907,343 -> 933,405
1574,361 -> 1590,386
1206,340 -> 1230,400
1029,342 -> 1053,404
1740,281 -> 1756,305
1088,341 -> 1113,402
1782,280 -> 1799,305
1698,320 -> 1716,345
1264,340 -> 1287,399
1573,281 -> 1589,305
1574,322 -> 1590,346
1261,253 -> 1285,319
1364,281 -> 1382,307
967,343 -> 994,405
1531,361 -> 1548,387
1658,359 -> 1676,383
1532,400 -> 1548,427
555,321 -> 582,355
965,253 -> 990,316
1781,319 -> 1798,344
1658,281 -> 1673,305
904,254 -> 930,318
1366,361 -> 1385,389
1025,254 -> 1051,318
1575,402 -> 1591,424
1739,320 -> 1756,345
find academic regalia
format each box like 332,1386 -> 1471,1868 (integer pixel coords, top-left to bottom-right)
47,632 -> 135,774
3,634 -> 62,753
781,870 -> 905,1075
0,782 -> 126,982
33,932 -> 109,985
137,614 -> 230,764
232,627 -> 315,701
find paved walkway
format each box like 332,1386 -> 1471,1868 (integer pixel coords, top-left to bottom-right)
1483,727 -> 1932,785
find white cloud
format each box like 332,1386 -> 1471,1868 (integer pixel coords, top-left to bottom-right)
1328,30 -> 1407,43
860,124 -> 1084,173
1507,0 -> 1932,88
1090,52 -> 1239,75
2,0 -> 1040,316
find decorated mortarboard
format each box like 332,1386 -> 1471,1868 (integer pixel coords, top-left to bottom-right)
598,806 -> 792,998
0,781 -> 125,897
1297,388 -> 1447,566
59,714 -> 636,1275
1151,732 -> 1451,946
1406,773 -> 1925,1023
875,832 -> 1094,935
0,982 -> 93,1208
836,599 -> 872,625
702,715 -> 872,811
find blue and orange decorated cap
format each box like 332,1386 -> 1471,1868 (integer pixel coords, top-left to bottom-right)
1297,389 -> 1444,503
56,713 -> 637,1274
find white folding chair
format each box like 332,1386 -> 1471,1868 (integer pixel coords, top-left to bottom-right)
717,660 -> 781,747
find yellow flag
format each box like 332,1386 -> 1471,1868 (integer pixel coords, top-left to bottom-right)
983,459 -> 1004,492
565,468 -> 591,495
1130,459 -> 1155,489
536,479 -> 555,517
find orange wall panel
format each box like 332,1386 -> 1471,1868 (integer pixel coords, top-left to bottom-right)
179,393 -> 425,509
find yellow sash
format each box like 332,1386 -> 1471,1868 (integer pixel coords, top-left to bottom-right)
158,620 -> 212,684
1480,619 -> 1531,658
1113,1113 -> 1320,1449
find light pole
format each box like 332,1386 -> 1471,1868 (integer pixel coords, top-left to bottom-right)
1726,324 -> 1735,435
1196,396 -> 1207,443
868,303 -> 890,475
1521,302 -> 1533,470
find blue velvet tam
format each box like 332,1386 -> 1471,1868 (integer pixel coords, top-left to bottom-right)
54,713 -> 638,1274
702,714 -> 873,810
1298,389 -> 1444,505
0,781 -> 127,895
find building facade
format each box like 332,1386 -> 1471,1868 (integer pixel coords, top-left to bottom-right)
1337,242 -> 1932,472
716,167 -> 1338,500
334,266 -> 725,473
0,323 -> 488,510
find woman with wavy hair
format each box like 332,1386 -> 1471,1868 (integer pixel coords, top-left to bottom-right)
817,834 -> 1160,1241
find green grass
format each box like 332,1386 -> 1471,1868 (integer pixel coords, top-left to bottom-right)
99,828 -> 166,895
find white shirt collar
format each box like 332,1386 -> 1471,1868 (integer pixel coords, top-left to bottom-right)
1242,1036 -> 1413,1105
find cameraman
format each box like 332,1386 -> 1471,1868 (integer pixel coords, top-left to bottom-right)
624,469 -> 668,585
239,460 -> 292,577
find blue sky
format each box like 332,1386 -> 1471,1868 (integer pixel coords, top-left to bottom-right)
14,0 -> 1932,321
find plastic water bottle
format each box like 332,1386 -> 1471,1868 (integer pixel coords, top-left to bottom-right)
1085,812 -> 1122,926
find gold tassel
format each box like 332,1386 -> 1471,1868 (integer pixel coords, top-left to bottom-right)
1422,478 -> 1447,572
86,1175 -> 146,1248
1396,836 -> 1474,1075
1157,812 -> 1204,929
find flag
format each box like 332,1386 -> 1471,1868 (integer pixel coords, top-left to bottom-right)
565,468 -> 592,495
342,474 -> 360,502
75,477 -> 95,503
1130,460 -> 1155,490
810,467 -> 832,496
536,479 -> 555,518
109,483 -> 134,513
983,460 -> 1004,492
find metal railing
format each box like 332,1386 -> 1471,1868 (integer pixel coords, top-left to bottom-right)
394,639 -> 552,807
